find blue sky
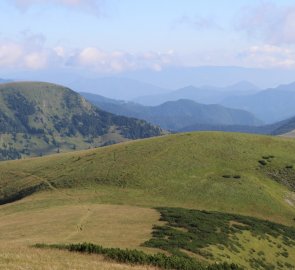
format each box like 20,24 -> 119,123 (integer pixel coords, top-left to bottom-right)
1,0 -> 295,75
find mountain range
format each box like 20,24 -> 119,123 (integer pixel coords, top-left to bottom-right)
82,91 -> 295,137
66,77 -> 170,100
134,82 -> 260,106
221,82 -> 295,123
121,66 -> 295,89
81,92 -> 262,131
133,81 -> 295,125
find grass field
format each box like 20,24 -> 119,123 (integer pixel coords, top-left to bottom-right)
0,132 -> 295,269
0,243 -> 158,270
1,132 -> 295,224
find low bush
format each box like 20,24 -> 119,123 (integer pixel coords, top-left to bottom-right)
258,160 -> 267,166
34,243 -> 243,270
144,208 -> 295,269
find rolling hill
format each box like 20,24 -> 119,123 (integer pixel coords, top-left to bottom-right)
0,132 -> 295,269
0,82 -> 162,161
81,93 -> 262,131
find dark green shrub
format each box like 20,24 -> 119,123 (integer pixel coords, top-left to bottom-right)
281,251 -> 289,258
258,160 -> 267,166
35,242 -> 243,270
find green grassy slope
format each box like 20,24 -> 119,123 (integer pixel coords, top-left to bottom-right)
0,82 -> 162,160
1,132 -> 295,269
1,132 -> 295,225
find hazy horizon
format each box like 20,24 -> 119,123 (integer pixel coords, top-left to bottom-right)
1,0 -> 295,91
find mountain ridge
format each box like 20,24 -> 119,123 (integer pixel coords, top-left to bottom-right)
81,93 -> 262,131
133,82 -> 259,106
0,81 -> 162,160
221,82 -> 295,123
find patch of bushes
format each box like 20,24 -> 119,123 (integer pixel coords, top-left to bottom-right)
144,208 -> 295,269
262,166 -> 295,191
34,243 -> 242,270
0,182 -> 48,205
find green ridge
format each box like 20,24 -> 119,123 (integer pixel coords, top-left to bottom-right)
1,132 -> 295,225
0,81 -> 162,160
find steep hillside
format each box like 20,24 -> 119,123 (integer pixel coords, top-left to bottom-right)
82,93 -> 262,131
0,82 -> 162,160
0,132 -> 295,269
271,117 -> 295,136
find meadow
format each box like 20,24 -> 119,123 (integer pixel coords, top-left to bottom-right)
0,132 -> 295,269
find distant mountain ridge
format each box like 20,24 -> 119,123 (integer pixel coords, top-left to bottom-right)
134,81 -> 295,125
221,82 -> 295,123
81,92 -> 262,131
67,77 -> 170,100
0,82 -> 162,160
179,115 -> 295,137
82,91 -> 295,136
122,66 -> 295,89
134,82 -> 259,106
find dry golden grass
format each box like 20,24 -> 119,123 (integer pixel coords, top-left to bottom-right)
0,204 -> 160,249
0,243 -> 158,270
0,203 -> 162,269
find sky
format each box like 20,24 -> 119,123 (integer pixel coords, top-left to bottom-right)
1,0 -> 295,76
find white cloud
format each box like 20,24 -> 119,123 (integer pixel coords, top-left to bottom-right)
237,2 -> 295,45
0,34 -> 176,73
237,44 -> 295,68
0,43 -> 23,67
24,52 -> 48,69
75,47 -> 176,72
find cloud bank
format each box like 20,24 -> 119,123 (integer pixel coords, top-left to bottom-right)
0,34 -> 176,73
238,45 -> 295,68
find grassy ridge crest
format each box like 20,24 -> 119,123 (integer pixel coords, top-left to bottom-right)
1,132 -> 295,224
